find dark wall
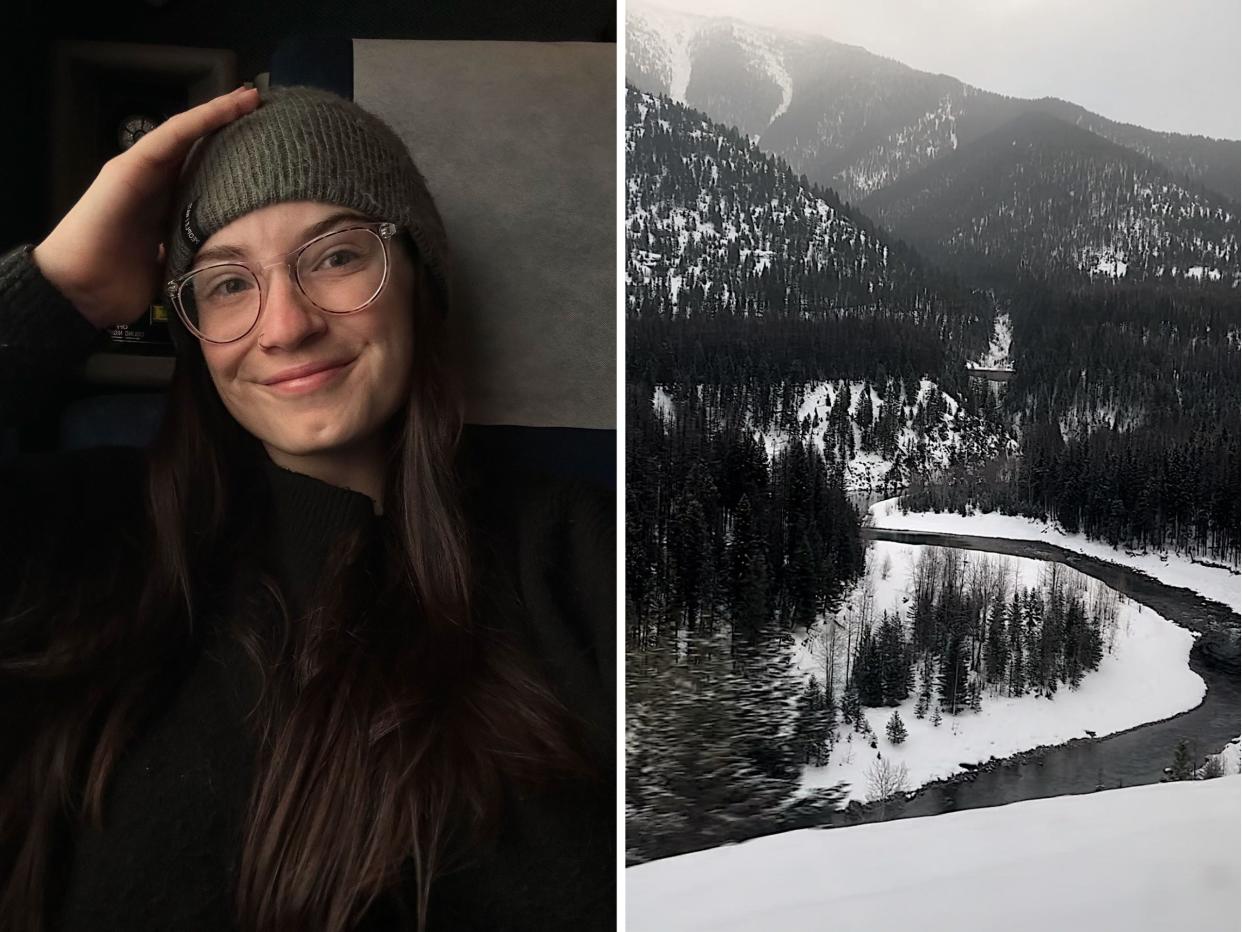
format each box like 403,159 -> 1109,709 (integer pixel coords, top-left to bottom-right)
2,0 -> 615,249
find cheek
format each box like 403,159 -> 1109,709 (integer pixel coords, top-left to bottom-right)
368,305 -> 416,400
199,349 -> 250,419
200,344 -> 242,379
393,321 -> 415,387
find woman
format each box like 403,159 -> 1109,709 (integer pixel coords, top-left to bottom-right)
0,85 -> 614,931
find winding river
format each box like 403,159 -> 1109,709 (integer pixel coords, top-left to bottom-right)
629,525 -> 1239,863
837,528 -> 1241,824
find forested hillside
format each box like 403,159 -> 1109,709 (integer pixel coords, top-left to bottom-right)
626,87 -> 994,382
908,280 -> 1241,566
864,111 -> 1239,284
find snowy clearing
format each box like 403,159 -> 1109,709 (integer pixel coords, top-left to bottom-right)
870,498 -> 1241,613
972,311 -> 1013,368
796,540 -> 1205,804
627,776 -> 1241,932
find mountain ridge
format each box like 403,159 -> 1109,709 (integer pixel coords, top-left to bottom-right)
627,1 -> 1241,204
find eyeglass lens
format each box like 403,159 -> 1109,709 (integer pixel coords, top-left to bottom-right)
179,228 -> 387,343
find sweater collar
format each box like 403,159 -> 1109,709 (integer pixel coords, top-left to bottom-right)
260,456 -> 381,614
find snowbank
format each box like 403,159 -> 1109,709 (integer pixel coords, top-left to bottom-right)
627,777 -> 1241,932
1208,737 -> 1241,777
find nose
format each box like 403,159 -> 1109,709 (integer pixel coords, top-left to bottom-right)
255,266 -> 328,350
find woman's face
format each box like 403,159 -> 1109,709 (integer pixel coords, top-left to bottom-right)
194,201 -> 416,462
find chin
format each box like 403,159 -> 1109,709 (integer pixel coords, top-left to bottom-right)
263,428 -> 362,459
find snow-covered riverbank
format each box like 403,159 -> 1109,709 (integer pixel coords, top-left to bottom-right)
1208,737 -> 1241,776
627,776 -> 1241,932
870,498 -> 1241,613
795,540 -> 1206,804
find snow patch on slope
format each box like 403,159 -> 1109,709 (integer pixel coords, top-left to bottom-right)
651,379 -> 1015,494
732,22 -> 794,127
628,2 -> 700,101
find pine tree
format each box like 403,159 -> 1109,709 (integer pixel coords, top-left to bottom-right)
822,679 -> 838,749
885,709 -> 908,745
852,625 -> 884,707
877,611 -> 912,706
1062,595 -> 1086,689
841,682 -> 861,728
984,591 -> 1009,685
729,493 -> 770,636
794,675 -> 830,765
1023,590 -> 1043,694
1167,739 -> 1198,781
914,682 -> 930,720
1081,613 -> 1104,674
938,634 -> 970,715
931,704 -> 943,727
1007,591 -> 1026,697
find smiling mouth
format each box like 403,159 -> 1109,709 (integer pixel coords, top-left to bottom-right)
261,358 -> 356,395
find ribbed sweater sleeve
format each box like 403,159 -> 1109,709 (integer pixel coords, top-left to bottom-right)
0,243 -> 104,427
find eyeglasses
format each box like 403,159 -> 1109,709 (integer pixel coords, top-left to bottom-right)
166,221 -> 402,344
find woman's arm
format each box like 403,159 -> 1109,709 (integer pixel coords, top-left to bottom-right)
0,243 -> 106,428
0,86 -> 261,431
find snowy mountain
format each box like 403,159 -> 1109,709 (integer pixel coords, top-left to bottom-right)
627,87 -> 893,316
863,110 -> 1240,282
625,86 -> 983,327
626,1 -> 1242,208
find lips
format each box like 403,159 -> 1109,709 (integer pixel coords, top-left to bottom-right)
261,358 -> 356,386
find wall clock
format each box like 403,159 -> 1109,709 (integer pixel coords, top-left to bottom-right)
117,114 -> 161,151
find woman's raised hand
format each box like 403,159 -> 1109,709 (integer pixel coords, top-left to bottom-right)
31,87 -> 260,330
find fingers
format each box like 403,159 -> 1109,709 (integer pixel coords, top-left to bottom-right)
128,87 -> 260,171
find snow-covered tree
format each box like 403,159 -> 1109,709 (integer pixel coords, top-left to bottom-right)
885,710 -> 908,745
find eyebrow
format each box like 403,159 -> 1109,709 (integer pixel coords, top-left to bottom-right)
190,210 -> 373,269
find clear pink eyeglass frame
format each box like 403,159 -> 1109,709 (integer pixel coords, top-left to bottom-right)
164,221 -> 401,345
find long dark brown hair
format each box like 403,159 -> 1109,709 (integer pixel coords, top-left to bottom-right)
0,236 -> 587,931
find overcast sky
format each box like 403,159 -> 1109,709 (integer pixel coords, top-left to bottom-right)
638,0 -> 1241,139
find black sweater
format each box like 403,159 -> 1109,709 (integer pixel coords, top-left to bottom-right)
0,244 -> 616,931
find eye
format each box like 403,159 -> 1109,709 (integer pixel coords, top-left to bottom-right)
209,275 -> 254,298
317,249 -> 361,270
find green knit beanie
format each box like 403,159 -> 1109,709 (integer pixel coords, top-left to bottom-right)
164,84 -> 450,328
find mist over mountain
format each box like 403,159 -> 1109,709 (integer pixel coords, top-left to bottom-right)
627,0 -> 1241,210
